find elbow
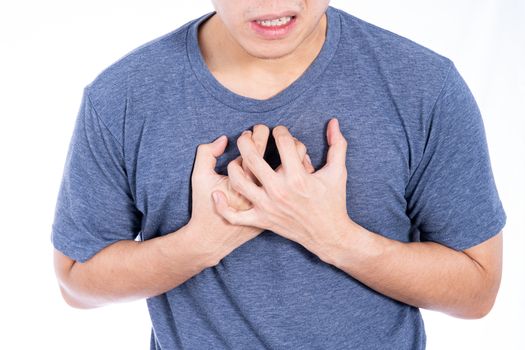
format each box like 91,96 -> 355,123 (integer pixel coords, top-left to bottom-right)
447,296 -> 496,320
58,284 -> 99,310
461,296 -> 497,319
453,279 -> 501,320
456,246 -> 502,319
53,250 -> 101,309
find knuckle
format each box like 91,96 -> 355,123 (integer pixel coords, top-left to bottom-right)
296,142 -> 307,155
274,133 -> 287,143
237,133 -> 249,147
275,134 -> 293,148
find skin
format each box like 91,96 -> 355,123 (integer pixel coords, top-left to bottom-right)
187,126 -> 315,263
201,0 -> 330,99
213,118 -> 503,319
54,0 -> 329,308
54,126 -> 313,308
55,0 -> 503,320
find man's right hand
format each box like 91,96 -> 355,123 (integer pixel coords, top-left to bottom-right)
187,124 -> 315,266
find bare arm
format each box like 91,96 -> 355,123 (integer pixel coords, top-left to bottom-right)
54,224 -> 218,309
313,221 -> 503,319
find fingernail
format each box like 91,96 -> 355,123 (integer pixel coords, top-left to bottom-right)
212,192 -> 220,203
214,135 -> 225,143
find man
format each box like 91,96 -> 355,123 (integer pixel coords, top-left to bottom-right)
51,1 -> 507,349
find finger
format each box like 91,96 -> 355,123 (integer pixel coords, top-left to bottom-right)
235,153 -> 250,184
276,158 -> 314,174
303,153 -> 315,173
228,156 -> 266,204
252,124 -> 270,157
212,191 -> 259,227
239,131 -> 257,184
324,118 -> 347,170
272,125 -> 305,174
242,125 -> 269,186
237,131 -> 276,188
275,138 -> 309,174
193,135 -> 228,176
240,131 -> 255,182
293,137 -> 307,160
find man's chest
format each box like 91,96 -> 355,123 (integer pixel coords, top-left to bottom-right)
127,94 -> 415,243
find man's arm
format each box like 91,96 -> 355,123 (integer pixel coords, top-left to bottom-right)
54,223 -> 218,309
313,222 -> 503,319
52,135 -> 252,310
54,126 -> 311,309
212,120 -> 504,320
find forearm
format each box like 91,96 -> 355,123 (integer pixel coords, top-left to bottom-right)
58,224 -> 215,309
313,220 -> 498,319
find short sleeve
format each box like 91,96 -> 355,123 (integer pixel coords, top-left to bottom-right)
50,87 -> 142,263
405,62 -> 506,251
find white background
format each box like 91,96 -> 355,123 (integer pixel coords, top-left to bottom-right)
0,1 -> 523,349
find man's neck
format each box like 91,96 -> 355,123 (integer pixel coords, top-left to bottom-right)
197,12 -> 327,99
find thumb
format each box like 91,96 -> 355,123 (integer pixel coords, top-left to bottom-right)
193,135 -> 228,176
324,118 -> 347,170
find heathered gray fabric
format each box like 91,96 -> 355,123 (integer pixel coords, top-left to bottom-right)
51,5 -> 507,349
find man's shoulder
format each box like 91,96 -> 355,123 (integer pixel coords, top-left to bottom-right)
334,7 -> 452,81
79,16 -> 200,138
84,16 -> 196,113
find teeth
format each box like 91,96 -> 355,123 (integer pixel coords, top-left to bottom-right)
255,16 -> 292,27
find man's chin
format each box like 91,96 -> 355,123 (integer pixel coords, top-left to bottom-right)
243,44 -> 298,61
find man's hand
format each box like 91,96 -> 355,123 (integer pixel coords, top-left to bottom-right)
187,124 -> 315,266
211,118 -> 356,254
211,118 -> 503,319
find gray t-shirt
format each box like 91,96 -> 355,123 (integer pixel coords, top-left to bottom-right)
51,5 -> 507,349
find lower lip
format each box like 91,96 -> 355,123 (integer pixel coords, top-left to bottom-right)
250,16 -> 297,40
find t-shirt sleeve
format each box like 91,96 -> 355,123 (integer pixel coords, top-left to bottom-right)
405,62 -> 506,251
50,86 -> 142,263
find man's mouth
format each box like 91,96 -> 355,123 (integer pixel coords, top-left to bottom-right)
250,13 -> 298,40
254,16 -> 295,27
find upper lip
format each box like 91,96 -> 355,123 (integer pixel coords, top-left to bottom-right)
250,11 -> 297,21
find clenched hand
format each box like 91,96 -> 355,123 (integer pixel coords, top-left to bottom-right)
187,124 -> 315,266
212,118 -> 357,258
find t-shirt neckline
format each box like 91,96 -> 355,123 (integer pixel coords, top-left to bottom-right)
185,6 -> 341,113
